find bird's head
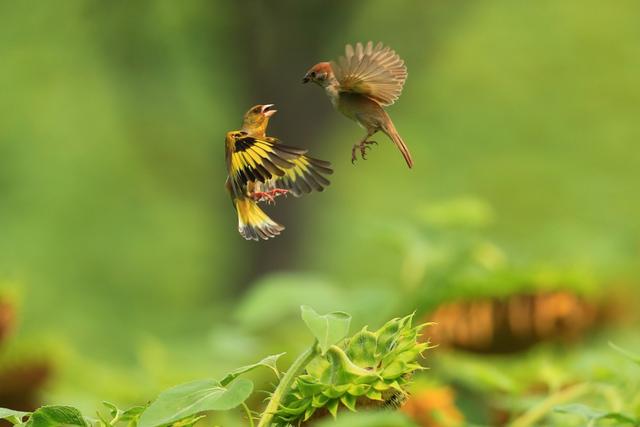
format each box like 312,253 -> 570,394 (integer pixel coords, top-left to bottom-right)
302,62 -> 333,86
242,104 -> 277,135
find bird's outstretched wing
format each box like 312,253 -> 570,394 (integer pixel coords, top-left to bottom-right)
225,131 -> 332,198
264,154 -> 333,197
331,41 -> 407,106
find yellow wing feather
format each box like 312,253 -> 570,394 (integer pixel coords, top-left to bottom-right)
266,155 -> 333,197
225,131 -> 332,199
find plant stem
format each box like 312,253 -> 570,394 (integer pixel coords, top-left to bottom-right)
242,402 -> 255,427
256,342 -> 318,427
509,383 -> 591,427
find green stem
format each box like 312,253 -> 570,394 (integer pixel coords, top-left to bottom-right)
242,402 -> 255,427
256,342 -> 318,427
509,383 -> 591,427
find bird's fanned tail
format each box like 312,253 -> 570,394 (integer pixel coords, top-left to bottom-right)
234,197 -> 284,241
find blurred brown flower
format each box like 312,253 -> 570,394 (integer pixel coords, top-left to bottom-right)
424,291 -> 615,354
0,299 -> 52,426
0,300 -> 14,344
401,387 -> 464,427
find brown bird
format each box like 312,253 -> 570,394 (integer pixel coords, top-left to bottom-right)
303,41 -> 413,168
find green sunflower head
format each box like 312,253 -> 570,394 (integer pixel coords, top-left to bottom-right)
274,314 -> 432,425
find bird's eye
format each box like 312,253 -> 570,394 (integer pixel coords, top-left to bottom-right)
310,72 -> 316,78
252,107 -> 260,113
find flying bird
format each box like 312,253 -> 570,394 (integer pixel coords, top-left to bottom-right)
303,41 -> 413,168
239,104 -> 288,203
225,105 -> 333,241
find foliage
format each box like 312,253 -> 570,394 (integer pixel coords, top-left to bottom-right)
555,404 -> 638,426
429,338 -> 640,426
313,411 -> 417,427
549,343 -> 640,427
300,306 -> 351,355
0,307 -> 428,427
137,379 -> 253,427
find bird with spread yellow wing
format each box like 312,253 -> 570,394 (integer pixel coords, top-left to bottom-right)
303,42 -> 413,168
225,105 -> 333,241
241,104 -> 334,202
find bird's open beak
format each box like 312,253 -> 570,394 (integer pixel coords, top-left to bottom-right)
261,104 -> 277,117
302,75 -> 310,84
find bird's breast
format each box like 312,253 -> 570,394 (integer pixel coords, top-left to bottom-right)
324,85 -> 341,110
336,92 -> 383,124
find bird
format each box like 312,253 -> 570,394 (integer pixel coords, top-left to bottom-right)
225,105 -> 333,241
238,104 -> 287,204
240,103 -> 334,202
303,41 -> 413,168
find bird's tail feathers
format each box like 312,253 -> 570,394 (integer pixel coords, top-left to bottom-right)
383,121 -> 413,168
235,197 -> 284,241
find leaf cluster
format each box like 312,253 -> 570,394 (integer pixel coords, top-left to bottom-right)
1,307 -> 429,427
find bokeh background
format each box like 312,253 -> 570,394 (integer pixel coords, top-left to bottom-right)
1,1 -> 639,426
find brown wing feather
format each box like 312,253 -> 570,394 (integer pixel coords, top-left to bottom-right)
332,41 -> 407,106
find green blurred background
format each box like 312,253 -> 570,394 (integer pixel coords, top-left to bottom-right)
1,1 -> 639,425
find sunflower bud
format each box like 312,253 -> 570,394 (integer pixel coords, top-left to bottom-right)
274,314 -> 432,425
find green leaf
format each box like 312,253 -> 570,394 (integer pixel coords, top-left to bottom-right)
100,401 -> 145,425
219,353 -> 284,386
346,328 -> 378,368
120,405 -> 147,422
314,410 -> 418,427
323,346 -> 379,385
236,274 -> 341,328
301,306 -> 351,355
170,414 -> 206,426
28,406 -> 88,427
327,399 -> 339,418
138,378 -> 253,427
0,408 -> 30,425
555,404 -> 638,424
339,394 -> 357,412
101,401 -> 122,421
555,404 -> 606,420
347,384 -> 371,396
375,314 -> 415,355
610,342 -> 640,366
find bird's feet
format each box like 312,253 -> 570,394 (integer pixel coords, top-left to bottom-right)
251,189 -> 289,204
351,140 -> 378,164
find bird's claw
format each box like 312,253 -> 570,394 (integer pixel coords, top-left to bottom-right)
251,189 -> 289,204
351,140 -> 378,164
271,189 -> 289,201
360,144 -> 368,160
252,191 -> 275,204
